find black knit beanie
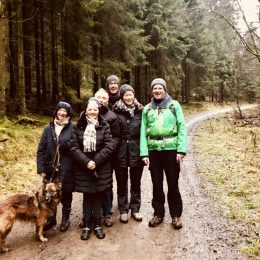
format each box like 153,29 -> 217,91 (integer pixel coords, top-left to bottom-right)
120,84 -> 135,99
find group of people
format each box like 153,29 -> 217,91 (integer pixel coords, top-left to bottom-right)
37,75 -> 187,240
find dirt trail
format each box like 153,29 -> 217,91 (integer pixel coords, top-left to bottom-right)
2,105 -> 256,260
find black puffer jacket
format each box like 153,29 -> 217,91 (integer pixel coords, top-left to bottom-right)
113,101 -> 143,168
100,106 -> 120,152
37,121 -> 74,192
69,113 -> 113,193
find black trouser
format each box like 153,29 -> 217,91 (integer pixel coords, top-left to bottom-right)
115,166 -> 143,214
83,192 -> 104,221
102,188 -> 113,217
61,191 -> 72,209
149,150 -> 182,218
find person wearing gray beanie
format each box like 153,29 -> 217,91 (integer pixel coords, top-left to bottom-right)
112,84 -> 144,224
140,77 -> 187,230
150,78 -> 167,91
120,84 -> 135,99
106,75 -> 120,109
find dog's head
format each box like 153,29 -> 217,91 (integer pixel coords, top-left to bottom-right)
41,179 -> 62,204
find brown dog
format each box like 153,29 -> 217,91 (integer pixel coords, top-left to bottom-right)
0,180 -> 61,253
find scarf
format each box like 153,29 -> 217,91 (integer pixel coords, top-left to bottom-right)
151,94 -> 171,109
114,99 -> 143,118
83,117 -> 99,152
54,117 -> 69,139
108,92 -> 120,106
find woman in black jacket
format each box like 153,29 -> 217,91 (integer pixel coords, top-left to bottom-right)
113,84 -> 144,224
70,98 -> 113,240
37,101 -> 74,232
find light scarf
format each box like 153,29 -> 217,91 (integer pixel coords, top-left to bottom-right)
83,117 -> 99,152
54,118 -> 69,139
115,99 -> 142,118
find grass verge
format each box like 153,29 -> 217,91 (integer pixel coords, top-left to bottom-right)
193,109 -> 260,258
0,116 -> 49,196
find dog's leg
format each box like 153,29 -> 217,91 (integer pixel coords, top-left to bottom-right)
36,218 -> 48,242
0,235 -> 11,253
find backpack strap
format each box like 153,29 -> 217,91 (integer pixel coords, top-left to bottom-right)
145,101 -> 176,117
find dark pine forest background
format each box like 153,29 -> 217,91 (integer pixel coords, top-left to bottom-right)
0,0 -> 259,116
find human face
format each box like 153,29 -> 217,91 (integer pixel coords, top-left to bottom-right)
122,91 -> 135,106
152,84 -> 166,100
108,81 -> 119,95
85,103 -> 99,119
95,92 -> 109,107
56,108 -> 68,120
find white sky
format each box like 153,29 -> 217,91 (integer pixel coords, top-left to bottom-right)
239,0 -> 259,25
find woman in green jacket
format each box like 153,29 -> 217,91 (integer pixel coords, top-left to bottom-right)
140,78 -> 187,229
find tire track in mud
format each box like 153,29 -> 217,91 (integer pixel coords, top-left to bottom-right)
2,105 -> 256,260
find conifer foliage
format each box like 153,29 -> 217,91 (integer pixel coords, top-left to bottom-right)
0,0 -> 258,117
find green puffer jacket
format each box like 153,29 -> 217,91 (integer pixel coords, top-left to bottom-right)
140,96 -> 187,156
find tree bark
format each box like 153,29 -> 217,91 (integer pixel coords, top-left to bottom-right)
0,0 -> 7,118
23,0 -> 32,104
40,0 -> 46,101
50,1 -> 59,103
34,0 -> 41,104
17,0 -> 26,114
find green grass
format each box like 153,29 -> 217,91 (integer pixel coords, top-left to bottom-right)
193,111 -> 260,257
0,116 -> 49,196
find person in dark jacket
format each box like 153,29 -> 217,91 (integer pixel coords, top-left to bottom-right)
106,75 -> 120,109
37,101 -> 74,232
70,98 -> 113,240
113,84 -> 144,223
94,88 -> 120,227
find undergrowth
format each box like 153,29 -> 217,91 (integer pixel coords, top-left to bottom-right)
0,116 -> 49,196
193,109 -> 260,258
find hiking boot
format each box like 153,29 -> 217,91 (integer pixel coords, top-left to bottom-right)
43,216 -> 57,231
132,212 -> 143,222
60,208 -> 71,232
120,213 -> 128,223
103,216 -> 114,227
148,216 -> 163,227
172,217 -> 182,229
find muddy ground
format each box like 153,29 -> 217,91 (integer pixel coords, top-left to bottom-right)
2,106 -> 256,260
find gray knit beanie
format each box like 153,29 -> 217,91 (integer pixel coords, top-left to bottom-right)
106,75 -> 120,87
151,78 -> 167,91
120,84 -> 135,99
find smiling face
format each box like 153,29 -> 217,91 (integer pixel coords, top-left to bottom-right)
95,91 -> 109,107
122,90 -> 135,106
108,81 -> 119,95
56,108 -> 68,120
85,103 -> 99,119
152,84 -> 166,100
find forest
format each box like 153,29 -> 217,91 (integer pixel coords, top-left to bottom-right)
0,0 -> 259,116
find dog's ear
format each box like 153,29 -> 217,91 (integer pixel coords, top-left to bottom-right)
53,177 -> 61,186
42,177 -> 49,185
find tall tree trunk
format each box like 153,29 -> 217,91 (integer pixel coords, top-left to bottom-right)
40,1 -> 46,101
34,0 -> 41,104
93,44 -> 99,94
23,0 -> 32,104
50,1 -> 59,103
8,1 -> 17,99
0,0 -> 7,118
61,11 -> 65,97
17,0 -> 26,114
